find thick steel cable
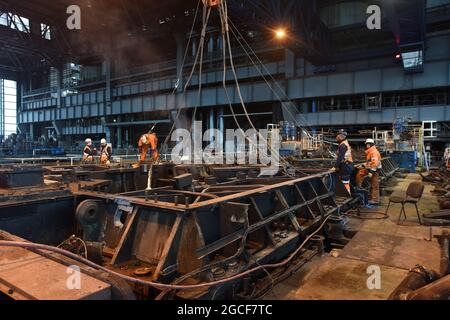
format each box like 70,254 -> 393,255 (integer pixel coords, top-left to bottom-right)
155,227 -> 252,300
163,4 -> 211,146
171,0 -> 202,95
218,1 -> 255,146
191,6 -> 212,129
227,17 -> 323,142
221,0 -> 286,169
219,2 -> 308,177
226,23 -> 338,164
0,216 -> 329,291
221,1 -> 313,178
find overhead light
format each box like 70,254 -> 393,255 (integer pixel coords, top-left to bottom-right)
274,28 -> 286,40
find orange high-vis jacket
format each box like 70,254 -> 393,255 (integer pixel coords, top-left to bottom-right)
365,146 -> 382,170
139,133 -> 158,150
138,133 -> 159,162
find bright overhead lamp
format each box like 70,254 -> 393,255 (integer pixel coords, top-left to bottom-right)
275,28 -> 287,40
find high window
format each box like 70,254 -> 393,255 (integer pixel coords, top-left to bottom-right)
0,80 -> 17,138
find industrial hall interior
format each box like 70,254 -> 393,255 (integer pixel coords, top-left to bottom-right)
0,0 -> 450,302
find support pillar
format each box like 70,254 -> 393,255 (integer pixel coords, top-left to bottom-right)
218,106 -> 224,150
285,48 -> 295,79
192,38 -> 197,57
57,67 -> 62,109
104,58 -> 112,112
29,123 -> 34,141
209,107 -> 215,142
105,126 -> 111,144
117,116 -> 123,148
175,34 -> 185,93
208,34 -> 214,54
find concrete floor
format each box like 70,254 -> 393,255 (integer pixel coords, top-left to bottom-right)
265,174 -> 450,300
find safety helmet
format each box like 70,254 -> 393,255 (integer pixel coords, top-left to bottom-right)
365,138 -> 375,145
336,130 -> 347,142
85,138 -> 92,144
101,138 -> 107,144
140,135 -> 149,145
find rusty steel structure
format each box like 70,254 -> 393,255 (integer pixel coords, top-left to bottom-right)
72,171 -> 354,299
0,159 -> 364,300
0,156 -> 404,300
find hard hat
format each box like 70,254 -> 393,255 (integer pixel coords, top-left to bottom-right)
101,138 -> 107,144
85,138 -> 92,144
365,138 -> 375,145
337,130 -> 348,138
140,135 -> 148,144
336,130 -> 347,142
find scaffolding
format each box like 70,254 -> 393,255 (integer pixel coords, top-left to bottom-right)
0,79 -> 3,140
302,133 -> 323,151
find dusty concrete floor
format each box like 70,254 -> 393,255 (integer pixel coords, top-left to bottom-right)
265,174 -> 450,300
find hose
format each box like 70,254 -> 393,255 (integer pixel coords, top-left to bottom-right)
0,216 -> 330,291
344,208 -> 388,220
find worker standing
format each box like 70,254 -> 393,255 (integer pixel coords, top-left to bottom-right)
83,138 -> 96,163
444,147 -> 450,170
138,129 -> 159,164
100,138 -> 112,165
356,139 -> 382,206
332,131 -> 354,195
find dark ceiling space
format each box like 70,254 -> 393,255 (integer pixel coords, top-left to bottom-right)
0,0 -> 434,78
0,0 -> 201,74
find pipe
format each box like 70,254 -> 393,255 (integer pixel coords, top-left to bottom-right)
439,237 -> 449,276
388,265 -> 439,300
407,274 -> 450,300
0,215 -> 331,291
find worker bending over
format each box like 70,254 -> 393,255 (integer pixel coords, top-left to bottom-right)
83,138 -> 96,163
100,139 -> 112,164
356,139 -> 382,206
138,129 -> 159,163
333,131 -> 354,195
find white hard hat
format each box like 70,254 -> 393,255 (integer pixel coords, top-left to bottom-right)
365,138 -> 375,145
85,138 -> 92,144
101,138 -> 107,144
140,135 -> 148,144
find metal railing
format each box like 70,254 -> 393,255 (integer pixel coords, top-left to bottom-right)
22,87 -> 52,97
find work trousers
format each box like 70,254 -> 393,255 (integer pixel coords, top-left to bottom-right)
356,169 -> 380,204
139,145 -> 158,162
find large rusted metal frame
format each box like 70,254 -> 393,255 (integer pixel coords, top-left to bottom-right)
74,172 -> 351,295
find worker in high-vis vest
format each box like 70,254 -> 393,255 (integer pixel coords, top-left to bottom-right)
138,129 -> 159,163
333,131 -> 354,195
356,138 -> 382,205
100,139 -> 112,165
83,138 -> 96,163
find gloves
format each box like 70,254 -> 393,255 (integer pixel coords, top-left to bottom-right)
367,168 -> 376,178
